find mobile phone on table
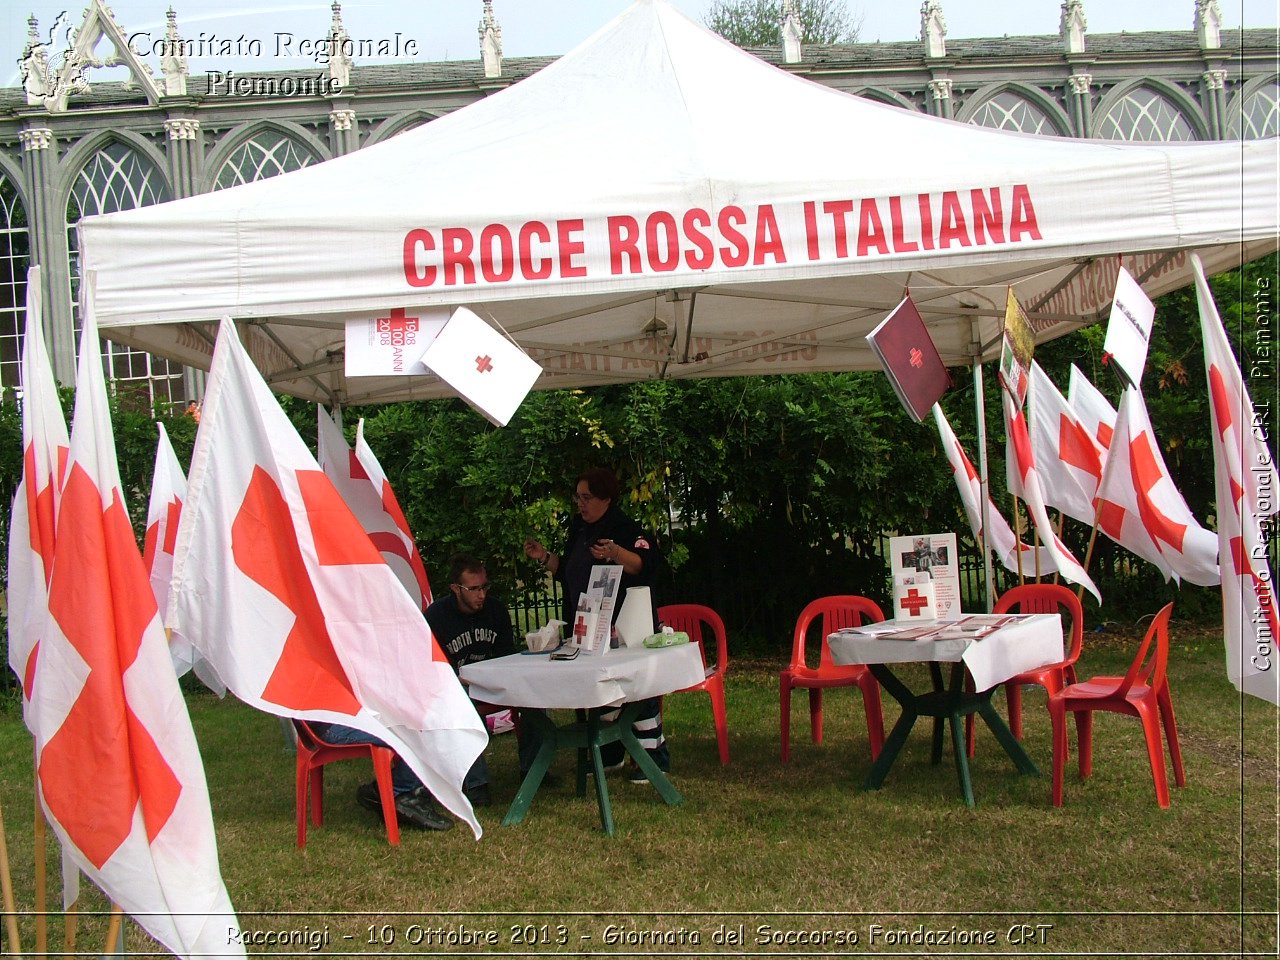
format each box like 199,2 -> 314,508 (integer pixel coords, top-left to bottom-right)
550,646 -> 580,661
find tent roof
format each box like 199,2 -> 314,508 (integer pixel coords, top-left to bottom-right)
79,0 -> 1278,406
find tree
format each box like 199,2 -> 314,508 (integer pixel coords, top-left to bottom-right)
704,0 -> 861,47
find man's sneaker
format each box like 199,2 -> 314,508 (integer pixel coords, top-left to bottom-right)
520,769 -> 559,788
355,780 -> 383,812
464,783 -> 492,808
627,762 -> 670,784
394,788 -> 454,831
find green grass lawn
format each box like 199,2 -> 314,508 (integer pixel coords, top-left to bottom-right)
0,618 -> 1275,957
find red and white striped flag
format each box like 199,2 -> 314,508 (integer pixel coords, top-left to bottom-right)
1002,387 -> 1101,602
1194,254 -> 1278,704
1029,362 -> 1107,527
356,419 -> 433,608
932,403 -> 1056,576
1095,387 -> 1220,586
143,423 -> 226,696
6,266 -> 69,730
1067,364 -> 1117,452
316,408 -> 432,610
143,422 -> 184,618
169,320 -> 485,834
32,293 -> 241,957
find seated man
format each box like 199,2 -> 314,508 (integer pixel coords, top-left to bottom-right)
306,722 -> 453,832
426,554 -> 536,807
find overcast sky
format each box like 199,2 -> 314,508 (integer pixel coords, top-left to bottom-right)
3,0 -> 1276,86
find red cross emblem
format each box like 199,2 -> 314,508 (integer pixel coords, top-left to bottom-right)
909,347 -> 924,369
376,307 -> 419,336
476,355 -> 494,373
898,587 -> 931,617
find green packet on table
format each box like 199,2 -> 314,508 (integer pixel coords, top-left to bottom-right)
643,630 -> 689,648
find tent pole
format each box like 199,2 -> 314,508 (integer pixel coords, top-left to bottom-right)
972,348 -> 995,613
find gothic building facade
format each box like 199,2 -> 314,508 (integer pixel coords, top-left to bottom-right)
0,0 -> 1275,406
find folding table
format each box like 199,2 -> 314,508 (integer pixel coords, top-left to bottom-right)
460,643 -> 705,834
828,614 -> 1063,806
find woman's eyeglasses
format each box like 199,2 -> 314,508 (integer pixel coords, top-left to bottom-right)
571,491 -> 597,504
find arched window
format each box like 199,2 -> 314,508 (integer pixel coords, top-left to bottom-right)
0,171 -> 30,393
214,130 -> 316,189
1228,80 -> 1280,139
1097,87 -> 1197,141
67,141 -> 181,408
968,91 -> 1061,136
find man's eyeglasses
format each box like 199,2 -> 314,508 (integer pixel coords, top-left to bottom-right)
571,491 -> 597,504
455,582 -> 492,594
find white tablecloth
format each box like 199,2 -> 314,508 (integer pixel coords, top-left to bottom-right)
827,614 -> 1064,692
459,644 -> 705,710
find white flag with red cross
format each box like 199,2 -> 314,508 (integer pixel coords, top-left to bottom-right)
1095,387 -> 1220,587
169,319 -> 485,835
1002,388 -> 1102,602
7,266 -> 69,730
1194,254 -> 1278,705
31,294 -> 242,957
1068,364 -> 1117,452
932,403 -> 1057,576
316,408 -> 432,610
1029,362 -> 1107,527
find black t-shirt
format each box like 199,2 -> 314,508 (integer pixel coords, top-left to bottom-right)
556,504 -> 660,626
425,593 -> 515,671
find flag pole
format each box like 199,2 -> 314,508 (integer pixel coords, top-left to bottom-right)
63,898 -> 77,959
971,322 -> 995,613
1052,511 -> 1067,585
32,792 -> 46,956
1012,494 -> 1025,584
103,905 -> 123,955
0,798 -> 22,956
1077,500 -> 1105,604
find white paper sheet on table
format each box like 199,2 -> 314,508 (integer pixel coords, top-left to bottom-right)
829,614 -> 1064,692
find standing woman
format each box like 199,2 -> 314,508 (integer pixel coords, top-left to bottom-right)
524,467 -> 670,780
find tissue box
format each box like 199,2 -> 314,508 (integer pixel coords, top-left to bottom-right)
643,631 -> 689,648
524,620 -> 565,652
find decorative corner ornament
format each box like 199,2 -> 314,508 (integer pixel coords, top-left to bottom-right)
479,0 -> 503,79
19,0 -> 162,113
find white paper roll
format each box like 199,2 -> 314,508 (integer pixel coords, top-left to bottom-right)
615,586 -> 655,648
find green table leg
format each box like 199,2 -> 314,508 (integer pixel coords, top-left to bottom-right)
500,702 -> 683,835
946,664 -> 976,807
929,663 -> 946,766
502,710 -> 559,828
616,707 -> 683,807
862,660 -> 1038,806
864,666 -> 920,791
976,697 -> 1039,775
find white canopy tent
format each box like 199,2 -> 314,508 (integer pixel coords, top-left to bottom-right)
79,0 -> 1278,407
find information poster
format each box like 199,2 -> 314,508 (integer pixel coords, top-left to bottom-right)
572,564 -> 622,655
889,533 -> 961,621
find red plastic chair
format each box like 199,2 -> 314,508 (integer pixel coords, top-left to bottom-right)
1049,603 -> 1186,808
966,583 -> 1085,755
293,719 -> 400,847
779,596 -> 886,762
659,604 -> 730,765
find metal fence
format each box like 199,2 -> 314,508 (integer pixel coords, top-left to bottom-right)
2,524 -> 1275,696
